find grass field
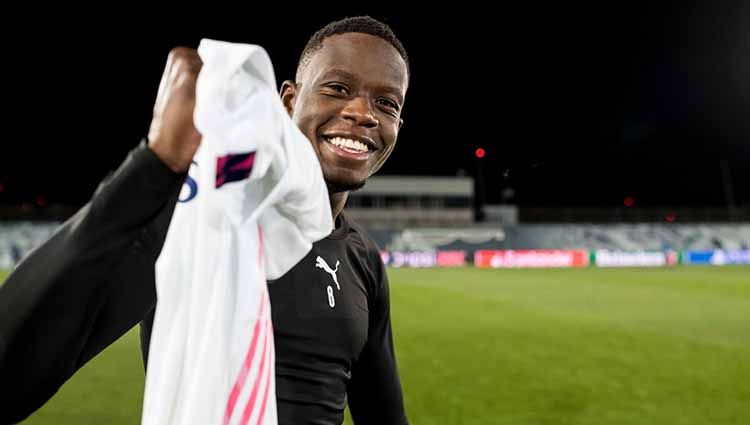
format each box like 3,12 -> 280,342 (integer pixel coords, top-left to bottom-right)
2,266 -> 749,425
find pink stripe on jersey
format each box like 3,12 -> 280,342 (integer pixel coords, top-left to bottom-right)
223,297 -> 267,425
239,319 -> 270,425
254,320 -> 274,425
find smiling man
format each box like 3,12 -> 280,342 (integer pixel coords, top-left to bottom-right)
0,16 -> 409,425
282,27 -> 406,198
266,21 -> 410,424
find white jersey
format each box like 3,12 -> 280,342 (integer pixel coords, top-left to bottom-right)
141,39 -> 333,425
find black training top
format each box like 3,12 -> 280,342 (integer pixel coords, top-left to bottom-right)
0,142 -> 408,425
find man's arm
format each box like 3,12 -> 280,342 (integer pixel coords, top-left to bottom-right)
0,143 -> 184,423
0,47 -> 203,424
347,250 -> 409,425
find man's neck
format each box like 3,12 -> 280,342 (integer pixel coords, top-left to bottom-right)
329,191 -> 348,222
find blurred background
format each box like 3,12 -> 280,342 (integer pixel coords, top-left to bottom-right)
1,3 -> 749,424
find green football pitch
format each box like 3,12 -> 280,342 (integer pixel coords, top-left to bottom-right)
2,266 -> 749,425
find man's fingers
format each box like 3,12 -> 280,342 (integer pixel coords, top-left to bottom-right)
154,47 -> 202,113
153,53 -> 174,114
147,46 -> 204,172
170,47 -> 203,75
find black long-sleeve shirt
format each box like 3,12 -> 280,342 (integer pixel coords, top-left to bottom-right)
0,142 -> 408,425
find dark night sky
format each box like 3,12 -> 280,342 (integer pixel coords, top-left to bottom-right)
1,3 -> 748,209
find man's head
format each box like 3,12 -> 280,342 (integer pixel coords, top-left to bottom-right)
281,16 -> 409,193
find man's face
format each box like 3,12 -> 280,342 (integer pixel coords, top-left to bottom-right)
281,33 -> 408,192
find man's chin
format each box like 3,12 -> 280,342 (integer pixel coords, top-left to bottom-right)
325,177 -> 367,194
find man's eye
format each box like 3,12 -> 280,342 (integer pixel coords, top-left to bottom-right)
327,83 -> 348,94
377,98 -> 399,110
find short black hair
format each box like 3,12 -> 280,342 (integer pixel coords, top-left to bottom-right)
296,16 -> 410,82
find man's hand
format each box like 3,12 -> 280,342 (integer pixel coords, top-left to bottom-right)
147,47 -> 203,173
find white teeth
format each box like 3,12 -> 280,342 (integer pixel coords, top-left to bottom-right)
327,137 -> 369,153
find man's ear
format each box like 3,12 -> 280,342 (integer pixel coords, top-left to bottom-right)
280,80 -> 298,117
399,118 -> 404,130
